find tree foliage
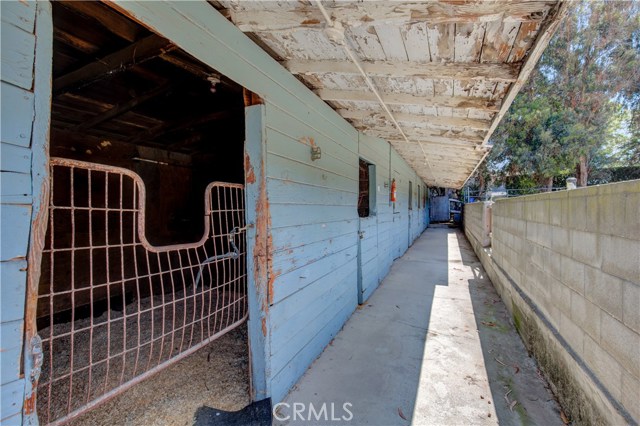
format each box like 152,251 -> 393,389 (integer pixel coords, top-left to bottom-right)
487,0 -> 640,187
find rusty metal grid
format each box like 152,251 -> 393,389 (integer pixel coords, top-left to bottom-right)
36,158 -> 247,425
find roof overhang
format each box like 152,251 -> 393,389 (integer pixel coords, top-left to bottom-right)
215,0 -> 570,188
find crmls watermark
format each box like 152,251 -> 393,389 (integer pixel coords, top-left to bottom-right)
273,402 -> 354,422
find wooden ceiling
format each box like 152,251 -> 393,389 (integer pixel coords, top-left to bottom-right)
214,0 -> 568,188
51,1 -> 243,158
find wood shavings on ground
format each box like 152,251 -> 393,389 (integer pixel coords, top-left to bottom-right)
69,325 -> 249,426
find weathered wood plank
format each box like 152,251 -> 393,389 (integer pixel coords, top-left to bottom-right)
265,145 -> 357,192
463,2 -> 569,187
243,105 -> 269,401
270,203 -> 356,229
0,320 -> 23,381
0,259 -> 27,323
223,2 -> 555,32
1,0 -> 36,33
58,1 -> 141,42
401,22 -> 431,62
270,259 -> 356,351
282,59 -> 519,82
347,25 -> 386,61
52,34 -> 175,95
341,109 -> 491,131
481,21 -> 520,63
271,220 -> 357,253
0,22 -> 35,90
265,102 -> 359,158
358,133 -> 390,170
426,23 -> 455,61
374,24 -> 408,61
74,83 -> 172,131
0,172 -> 31,197
0,378 -> 25,421
269,276 -> 355,402
270,261 -> 355,341
508,21 -> 541,63
0,143 -> 32,173
454,23 -> 486,62
1,82 -> 34,147
362,127 -> 485,145
0,204 -> 31,261
268,179 -> 356,207
316,89 -> 501,111
271,231 -> 356,278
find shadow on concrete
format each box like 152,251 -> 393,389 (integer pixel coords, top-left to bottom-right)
279,227 -> 561,425
455,231 -> 563,426
277,226 -> 448,425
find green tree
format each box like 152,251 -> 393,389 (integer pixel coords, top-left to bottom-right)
489,1 -> 640,187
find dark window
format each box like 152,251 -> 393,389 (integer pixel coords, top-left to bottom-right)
409,181 -> 413,210
358,158 -> 375,217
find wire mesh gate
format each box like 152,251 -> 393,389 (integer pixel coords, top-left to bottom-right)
33,158 -> 248,424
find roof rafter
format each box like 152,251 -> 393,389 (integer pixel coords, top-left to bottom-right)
53,34 -> 175,96
339,109 -> 492,131
318,89 -> 501,111
283,59 -> 519,82
221,2 -> 554,32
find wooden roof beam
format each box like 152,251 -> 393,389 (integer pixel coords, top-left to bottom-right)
53,34 -> 175,96
363,128 -> 485,145
461,1 -> 571,188
128,108 -> 241,144
401,152 -> 477,167
317,89 -> 501,111
222,2 -> 554,31
282,60 -> 519,83
73,83 -> 173,131
59,1 -> 141,42
340,109 -> 492,131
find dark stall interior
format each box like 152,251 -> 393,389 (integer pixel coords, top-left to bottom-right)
50,1 -> 245,246
36,3 -> 251,424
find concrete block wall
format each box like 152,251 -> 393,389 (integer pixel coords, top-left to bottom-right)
464,202 -> 484,246
464,201 -> 491,248
464,180 -> 640,425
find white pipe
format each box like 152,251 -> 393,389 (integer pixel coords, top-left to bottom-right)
314,0 -> 435,182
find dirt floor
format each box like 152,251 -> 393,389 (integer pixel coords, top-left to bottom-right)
36,282 -> 247,424
68,324 -> 250,426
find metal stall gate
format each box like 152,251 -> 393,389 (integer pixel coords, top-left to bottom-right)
31,158 -> 248,424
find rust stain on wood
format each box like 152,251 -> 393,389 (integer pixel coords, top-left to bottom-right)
244,152 -> 256,184
24,392 -> 36,414
299,136 -> 316,147
243,88 -> 264,106
301,18 -> 320,25
248,143 -> 273,336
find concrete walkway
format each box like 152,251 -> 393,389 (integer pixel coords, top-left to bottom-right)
277,226 -> 563,426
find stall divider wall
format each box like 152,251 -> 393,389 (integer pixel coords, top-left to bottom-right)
1,2 -> 52,424
1,1 -> 429,419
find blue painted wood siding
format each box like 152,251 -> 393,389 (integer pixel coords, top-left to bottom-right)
1,2 -> 431,418
265,109 -> 428,400
1,1 -> 37,423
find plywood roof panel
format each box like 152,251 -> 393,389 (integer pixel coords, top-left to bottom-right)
217,0 -> 568,188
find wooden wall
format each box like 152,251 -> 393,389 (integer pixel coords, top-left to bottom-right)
264,104 -> 429,401
1,1 -> 51,423
110,0 -> 429,404
2,1 -> 429,419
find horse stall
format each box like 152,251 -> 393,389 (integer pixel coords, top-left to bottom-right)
32,2 -> 251,423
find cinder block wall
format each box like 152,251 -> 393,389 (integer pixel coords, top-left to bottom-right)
463,201 -> 485,247
464,180 -> 640,425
